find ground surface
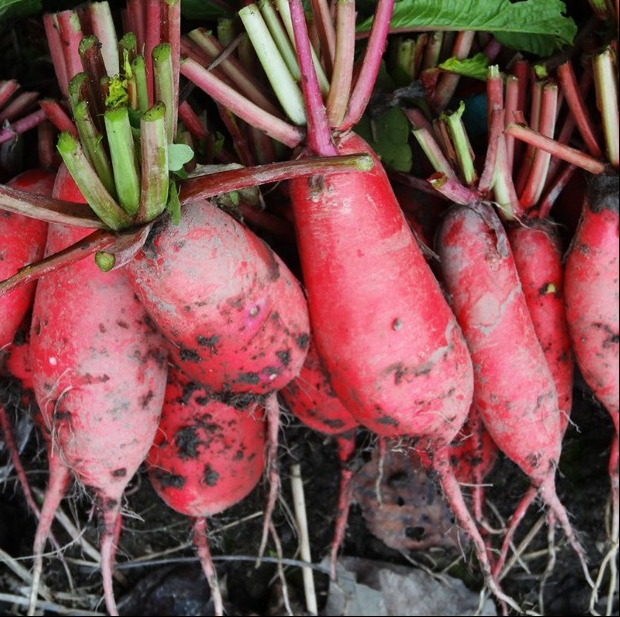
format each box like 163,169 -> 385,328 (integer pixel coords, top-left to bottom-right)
0,368 -> 617,616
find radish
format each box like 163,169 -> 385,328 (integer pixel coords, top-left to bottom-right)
279,338 -> 358,579
125,199 -> 310,402
146,367 -> 267,617
29,165 -> 168,616
435,200 -> 590,583
0,169 -> 52,350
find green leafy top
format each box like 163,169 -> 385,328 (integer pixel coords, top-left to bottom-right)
357,0 -> 577,57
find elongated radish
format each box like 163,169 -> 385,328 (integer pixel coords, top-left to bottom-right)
289,132 -> 474,442
279,338 -> 357,578
435,201 -> 590,581
146,367 -> 267,617
489,218 -> 574,578
125,199 -> 310,402
0,169 -> 52,350
564,173 -> 619,604
29,165 -> 168,616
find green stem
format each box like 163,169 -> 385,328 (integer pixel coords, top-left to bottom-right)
444,102 -> 477,186
103,107 -> 141,217
132,56 -> 150,113
56,132 -> 133,230
593,47 -> 619,168
73,100 -> 117,199
259,0 -> 302,81
239,3 -> 307,126
153,43 -> 175,143
138,103 -> 169,224
411,126 -> 458,180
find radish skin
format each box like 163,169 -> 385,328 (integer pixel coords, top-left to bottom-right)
436,201 -> 590,580
0,169 -> 52,349
146,368 -> 267,616
126,200 -> 310,401
30,166 -> 168,616
288,132 -> 474,442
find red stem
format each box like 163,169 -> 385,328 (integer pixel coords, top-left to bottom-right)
56,10 -> 85,88
308,0 -> 337,75
0,109 -> 47,144
0,92 -> 40,124
144,0 -> 162,107
289,0 -> 336,156
43,14 -> 70,98
38,99 -> 78,137
506,123 -> 608,175
0,79 -> 19,109
537,163 -> 577,219
339,0 -> 395,131
557,61 -> 602,158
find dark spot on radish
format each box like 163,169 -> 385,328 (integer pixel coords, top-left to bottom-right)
152,469 -> 186,488
142,218 -> 166,258
53,409 -> 70,421
234,449 -> 244,460
111,468 -> 127,478
195,395 -> 211,406
376,414 -> 399,427
174,240 -> 186,250
405,526 -> 425,541
235,372 -> 260,385
175,426 -> 201,459
203,465 -> 219,487
99,323 -> 107,333
593,322 -> 619,346
526,452 -> 541,469
105,498 -> 119,509
32,320 -> 41,336
396,496 -> 405,506
116,320 -> 129,329
392,318 -> 403,330
142,390 -> 154,408
276,349 -> 291,366
183,305 -> 192,313
197,334 -> 220,351
179,347 -> 201,362
295,333 -> 310,350
322,417 -> 346,429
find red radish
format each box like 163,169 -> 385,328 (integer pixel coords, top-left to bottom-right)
29,165 -> 168,616
564,173 -> 619,598
0,169 -> 52,350
146,367 -> 267,617
288,132 -> 474,443
564,175 -> 619,432
435,201 -> 591,581
125,199 -> 310,401
279,339 -> 358,579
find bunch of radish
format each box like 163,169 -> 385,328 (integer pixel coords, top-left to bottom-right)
0,0 -> 617,614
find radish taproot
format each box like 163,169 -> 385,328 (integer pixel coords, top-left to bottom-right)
146,367 -> 267,617
29,165 -> 169,616
0,169 -> 52,350
125,199 -> 310,403
435,200 -> 590,582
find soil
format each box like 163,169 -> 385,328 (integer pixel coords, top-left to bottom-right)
0,367 -> 617,616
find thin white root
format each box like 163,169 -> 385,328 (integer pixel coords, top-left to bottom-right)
290,463 -> 318,616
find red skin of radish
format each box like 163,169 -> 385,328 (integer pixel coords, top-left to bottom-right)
29,166 -> 168,616
146,368 -> 267,615
435,201 -> 592,582
126,200 -> 310,400
288,132 -> 474,442
0,169 -> 52,350
280,339 -> 358,435
146,368 -> 267,518
564,174 -> 619,429
508,219 -> 574,432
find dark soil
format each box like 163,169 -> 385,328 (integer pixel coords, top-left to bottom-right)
0,368 -> 617,616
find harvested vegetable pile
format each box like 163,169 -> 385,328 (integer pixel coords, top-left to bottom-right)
0,0 -> 618,615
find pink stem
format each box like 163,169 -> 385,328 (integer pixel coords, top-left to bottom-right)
505,123 -> 607,175
537,163 -> 577,219
43,14 -> 70,99
428,173 -> 477,205
431,30 -> 476,112
0,92 -> 40,124
339,0 -> 395,131
38,99 -> 77,136
180,57 -> 304,149
557,61 -> 602,158
0,109 -> 47,144
289,0 -> 336,156
56,10 -> 85,87
309,0 -> 337,75
144,0 -> 162,107
0,79 -> 19,109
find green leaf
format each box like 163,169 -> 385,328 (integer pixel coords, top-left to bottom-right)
180,0 -> 232,20
357,0 -> 577,57
166,180 -> 181,225
0,0 -> 42,22
167,143 -> 194,172
355,107 -> 412,173
438,53 -> 489,82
